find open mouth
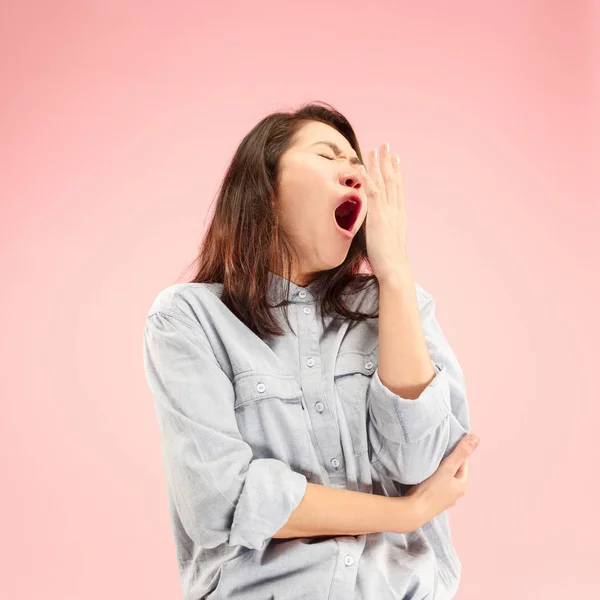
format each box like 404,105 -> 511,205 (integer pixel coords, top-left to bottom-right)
334,197 -> 361,232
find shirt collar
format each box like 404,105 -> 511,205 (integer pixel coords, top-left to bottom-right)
267,271 -> 319,306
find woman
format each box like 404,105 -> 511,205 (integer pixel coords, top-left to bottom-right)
142,101 -> 480,600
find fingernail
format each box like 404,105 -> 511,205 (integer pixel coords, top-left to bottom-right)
467,433 -> 479,446
372,148 -> 378,161
384,142 -> 390,153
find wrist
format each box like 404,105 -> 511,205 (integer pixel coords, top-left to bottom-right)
377,265 -> 414,289
404,495 -> 426,532
385,495 -> 424,534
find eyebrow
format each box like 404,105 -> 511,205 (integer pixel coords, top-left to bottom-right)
310,141 -> 364,166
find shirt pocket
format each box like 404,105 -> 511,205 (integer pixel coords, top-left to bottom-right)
232,371 -> 313,480
333,352 -> 377,457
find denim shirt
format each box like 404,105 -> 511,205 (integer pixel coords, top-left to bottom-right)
142,271 -> 471,600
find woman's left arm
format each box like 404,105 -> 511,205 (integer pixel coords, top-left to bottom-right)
358,144 -> 471,485
367,273 -> 471,485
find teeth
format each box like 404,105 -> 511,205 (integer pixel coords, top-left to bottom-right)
340,199 -> 357,208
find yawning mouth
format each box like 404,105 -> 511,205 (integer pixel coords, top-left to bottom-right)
334,195 -> 361,232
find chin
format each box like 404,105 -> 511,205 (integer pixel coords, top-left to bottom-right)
318,252 -> 349,272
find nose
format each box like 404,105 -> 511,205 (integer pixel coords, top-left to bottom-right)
339,168 -> 362,193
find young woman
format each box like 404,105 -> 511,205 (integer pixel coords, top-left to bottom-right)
143,101 -> 480,600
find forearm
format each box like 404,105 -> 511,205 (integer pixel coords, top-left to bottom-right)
273,482 -> 419,538
377,268 -> 436,400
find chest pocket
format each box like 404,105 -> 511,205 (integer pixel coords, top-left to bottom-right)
334,351 -> 377,457
232,371 -> 313,480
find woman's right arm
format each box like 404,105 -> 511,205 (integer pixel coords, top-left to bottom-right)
275,432 -> 480,539
273,482 -> 418,538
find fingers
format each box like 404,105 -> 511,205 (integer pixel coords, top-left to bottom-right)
366,148 -> 384,210
365,143 -> 403,210
391,150 -> 404,211
379,143 -> 398,207
443,433 -> 480,474
358,164 -> 377,201
455,459 -> 468,482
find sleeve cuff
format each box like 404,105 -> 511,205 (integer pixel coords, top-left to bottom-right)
368,361 -> 451,444
229,458 -> 308,550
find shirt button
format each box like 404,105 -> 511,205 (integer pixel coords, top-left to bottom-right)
364,361 -> 374,370
256,383 -> 266,393
298,290 -> 307,298
344,555 -> 354,566
303,307 -> 311,314
331,458 -> 340,468
315,402 -> 324,412
306,357 -> 315,367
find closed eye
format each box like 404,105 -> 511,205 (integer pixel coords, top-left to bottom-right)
319,154 -> 335,160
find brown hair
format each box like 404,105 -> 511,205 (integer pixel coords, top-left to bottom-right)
185,100 -> 379,341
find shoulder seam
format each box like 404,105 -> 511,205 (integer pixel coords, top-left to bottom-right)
146,306 -> 207,336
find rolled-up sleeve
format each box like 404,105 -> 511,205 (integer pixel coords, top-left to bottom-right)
143,309 -> 308,552
367,284 -> 471,485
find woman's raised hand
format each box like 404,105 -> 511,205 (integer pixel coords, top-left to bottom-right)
357,142 -> 409,284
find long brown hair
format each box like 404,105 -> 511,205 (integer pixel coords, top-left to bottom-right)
185,100 -> 379,341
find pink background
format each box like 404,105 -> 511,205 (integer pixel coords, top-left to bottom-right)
2,1 -> 598,598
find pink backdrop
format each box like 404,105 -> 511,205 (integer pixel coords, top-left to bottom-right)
2,2 -> 598,598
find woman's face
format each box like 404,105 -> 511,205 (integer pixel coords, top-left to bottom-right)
275,121 -> 367,286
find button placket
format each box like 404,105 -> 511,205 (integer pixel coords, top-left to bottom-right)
295,290 -> 344,483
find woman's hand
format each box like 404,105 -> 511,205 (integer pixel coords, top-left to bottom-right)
357,142 -> 409,284
402,433 -> 481,529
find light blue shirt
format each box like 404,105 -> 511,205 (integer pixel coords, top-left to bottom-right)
142,271 -> 471,599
